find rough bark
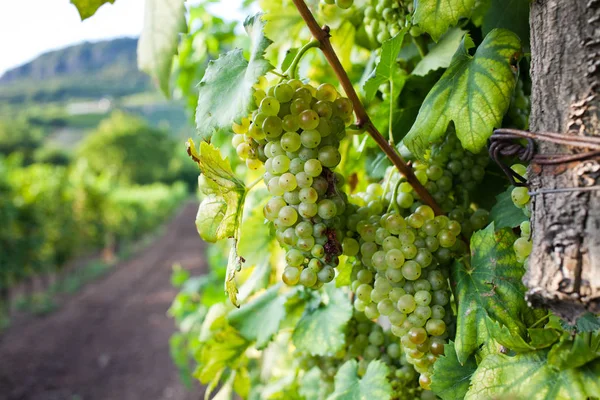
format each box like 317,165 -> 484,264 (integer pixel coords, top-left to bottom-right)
525,0 -> 600,321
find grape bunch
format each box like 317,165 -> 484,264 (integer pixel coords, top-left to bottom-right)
363,0 -> 407,44
396,132 -> 491,238
243,78 -> 354,288
345,185 -> 461,389
322,0 -> 354,9
509,164 -> 532,262
298,310 -> 433,400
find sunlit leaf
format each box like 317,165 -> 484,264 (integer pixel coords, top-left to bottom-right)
413,0 -> 475,42
293,284 -> 352,356
327,360 -> 392,400
466,351 -> 600,399
413,28 -> 466,76
196,14 -> 273,142
70,0 -> 115,20
228,284 -> 286,349
363,31 -> 407,102
138,0 -> 187,95
404,29 -> 521,155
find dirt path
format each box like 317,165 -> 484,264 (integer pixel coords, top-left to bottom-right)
0,202 -> 206,400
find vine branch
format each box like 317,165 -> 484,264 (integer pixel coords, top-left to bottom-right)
291,0 -> 443,215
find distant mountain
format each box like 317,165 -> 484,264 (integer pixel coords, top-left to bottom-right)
0,38 -> 153,103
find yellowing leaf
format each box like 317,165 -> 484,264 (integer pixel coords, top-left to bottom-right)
138,0 -> 187,95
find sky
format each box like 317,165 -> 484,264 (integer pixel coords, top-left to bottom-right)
0,0 -> 242,76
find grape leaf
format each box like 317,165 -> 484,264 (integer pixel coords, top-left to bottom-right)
335,256 -> 352,287
413,0 -> 475,42
327,360 -> 392,400
413,28 -> 466,77
452,224 -> 532,364
70,0 -> 115,20
485,318 -> 535,352
194,325 -> 250,384
466,350 -> 600,399
301,367 -> 328,400
292,284 -> 353,356
138,0 -> 187,96
528,327 -> 562,349
548,332 -> 600,371
431,342 -> 477,400
189,140 -> 246,243
196,14 -> 273,142
404,29 -> 521,156
363,31 -> 407,102
489,186 -> 528,229
228,284 -> 286,349
561,312 -> 600,333
331,21 -> 357,72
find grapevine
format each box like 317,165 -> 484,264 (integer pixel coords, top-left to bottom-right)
126,0 -> 600,399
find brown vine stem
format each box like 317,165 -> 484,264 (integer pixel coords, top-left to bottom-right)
291,0 -> 443,215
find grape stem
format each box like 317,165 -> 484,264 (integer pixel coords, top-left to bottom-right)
284,39 -> 321,79
291,0 -> 443,215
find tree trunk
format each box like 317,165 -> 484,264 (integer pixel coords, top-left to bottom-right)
525,0 -> 600,321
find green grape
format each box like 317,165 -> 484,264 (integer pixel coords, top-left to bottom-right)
304,159 -> 323,177
301,129 -> 322,148
274,83 -> 294,102
280,132 -> 302,152
279,172 -> 297,191
511,186 -> 530,207
260,96 -> 280,116
514,237 -> 532,260
335,0 -> 353,9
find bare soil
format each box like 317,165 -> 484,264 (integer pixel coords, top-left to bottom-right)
0,202 -> 206,400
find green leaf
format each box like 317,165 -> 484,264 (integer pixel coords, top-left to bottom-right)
452,224 -> 531,363
528,327 -> 562,349
194,327 -> 250,384
196,14 -> 273,142
486,318 -> 534,352
561,312 -> 600,333
293,285 -> 353,356
466,350 -> 600,399
327,360 -> 392,400
70,0 -> 115,20
331,21 -> 357,72
413,28 -> 466,76
404,29 -> 521,155
228,284 -> 285,349
335,256 -> 352,287
489,186 -> 528,229
301,367 -> 329,400
482,0 -> 530,49
548,332 -> 600,370
431,342 -> 476,400
413,0 -> 475,42
363,31 -> 407,102
138,0 -> 187,96
191,140 -> 246,243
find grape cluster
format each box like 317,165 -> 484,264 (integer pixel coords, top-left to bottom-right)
242,79 -> 354,288
299,310 -> 432,399
322,0 -> 354,9
509,164 -> 532,262
345,185 -> 460,389
363,0 -> 407,44
396,132 -> 491,238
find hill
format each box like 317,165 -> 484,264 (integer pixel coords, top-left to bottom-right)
0,38 -> 152,103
